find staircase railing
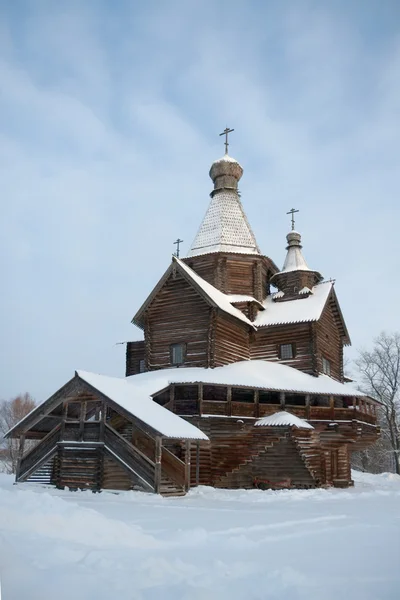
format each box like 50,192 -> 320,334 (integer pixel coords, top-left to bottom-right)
161,446 -> 186,487
18,424 -> 61,482
104,424 -> 156,492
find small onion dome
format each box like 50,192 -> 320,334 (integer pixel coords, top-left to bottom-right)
282,230 -> 310,272
210,153 -> 243,181
209,154 -> 243,192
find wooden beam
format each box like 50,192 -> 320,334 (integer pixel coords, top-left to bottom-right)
15,434 -> 25,481
195,442 -> 200,486
170,384 -> 175,413
280,391 -> 285,410
198,383 -> 203,417
155,437 -> 162,494
330,396 -> 335,420
305,394 -> 310,420
79,401 -> 87,442
254,389 -> 259,419
185,440 -> 191,492
99,402 -> 106,442
227,386 -> 232,417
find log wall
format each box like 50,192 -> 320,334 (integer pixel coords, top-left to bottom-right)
213,313 -> 250,366
183,253 -> 274,300
145,272 -> 211,370
126,341 -> 145,377
250,323 -> 315,374
315,300 -> 343,381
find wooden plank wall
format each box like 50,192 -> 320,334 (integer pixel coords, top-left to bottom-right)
315,300 -> 343,381
146,272 -> 211,369
250,323 -> 315,374
183,253 -> 272,300
213,314 -> 250,366
126,341 -> 145,377
102,453 -> 134,490
187,417 -> 319,488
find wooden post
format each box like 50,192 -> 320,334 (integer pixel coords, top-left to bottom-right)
15,433 -> 25,481
99,402 -> 106,442
305,394 -> 310,420
79,401 -> 87,442
61,401 -> 68,439
227,386 -> 232,417
170,384 -> 175,413
198,383 -> 203,417
254,389 -> 259,419
280,391 -> 285,410
330,396 -> 335,420
155,436 -> 162,494
195,442 -> 200,486
185,440 -> 191,492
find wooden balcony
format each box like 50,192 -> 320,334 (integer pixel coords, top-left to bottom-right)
159,383 -> 378,427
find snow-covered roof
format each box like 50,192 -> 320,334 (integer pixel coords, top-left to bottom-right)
187,190 -> 261,257
255,282 -> 333,327
78,371 -> 209,440
124,359 -> 366,398
133,257 -> 255,329
255,411 -> 314,429
227,294 -> 264,307
175,259 -> 255,327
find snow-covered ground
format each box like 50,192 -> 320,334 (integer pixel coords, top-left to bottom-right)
0,472 -> 399,600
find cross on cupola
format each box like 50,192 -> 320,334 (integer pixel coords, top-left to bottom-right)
173,238 -> 184,258
219,127 -> 234,154
286,208 -> 299,231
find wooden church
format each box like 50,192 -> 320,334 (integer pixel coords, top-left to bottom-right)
6,133 -> 380,495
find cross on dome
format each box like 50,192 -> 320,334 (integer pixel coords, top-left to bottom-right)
219,127 -> 234,154
286,208 -> 299,231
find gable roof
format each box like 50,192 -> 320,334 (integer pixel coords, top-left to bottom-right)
77,371 -> 208,440
255,411 -> 314,429
6,372 -> 209,441
133,256 -> 254,329
187,190 -> 261,257
254,282 -> 350,344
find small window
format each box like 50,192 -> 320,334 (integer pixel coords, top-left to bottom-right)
279,343 -> 295,360
139,359 -> 145,373
322,357 -> 331,376
171,343 -> 185,365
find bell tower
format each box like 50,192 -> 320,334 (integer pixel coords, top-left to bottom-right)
183,130 -> 277,301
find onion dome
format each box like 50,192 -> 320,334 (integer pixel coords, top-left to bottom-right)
281,231 -> 310,272
209,153 -> 243,196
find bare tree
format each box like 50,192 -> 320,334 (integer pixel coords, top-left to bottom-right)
0,393 -> 36,474
355,332 -> 400,474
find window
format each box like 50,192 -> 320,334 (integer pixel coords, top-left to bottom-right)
139,359 -> 145,373
232,388 -> 254,403
279,343 -> 295,360
170,343 -> 185,365
322,357 -> 331,376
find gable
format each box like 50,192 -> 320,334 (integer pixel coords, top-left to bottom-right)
320,287 -> 351,346
133,257 -> 254,330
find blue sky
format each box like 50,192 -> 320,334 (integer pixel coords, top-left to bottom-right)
1,0 -> 400,401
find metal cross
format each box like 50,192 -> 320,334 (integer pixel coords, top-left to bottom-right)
286,208 -> 299,231
173,238 -> 184,258
219,127 -> 234,154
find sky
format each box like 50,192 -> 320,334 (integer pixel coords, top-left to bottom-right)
1,0 -> 400,401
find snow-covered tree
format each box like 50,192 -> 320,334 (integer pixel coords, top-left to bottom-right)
355,332 -> 400,474
0,393 -> 35,474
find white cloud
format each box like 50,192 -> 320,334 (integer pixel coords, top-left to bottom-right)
1,1 -> 399,399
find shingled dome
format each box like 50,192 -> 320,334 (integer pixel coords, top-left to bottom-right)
187,153 -> 261,257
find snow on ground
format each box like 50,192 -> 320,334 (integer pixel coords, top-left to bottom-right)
0,472 -> 399,600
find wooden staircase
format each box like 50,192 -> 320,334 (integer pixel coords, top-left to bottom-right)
215,428 -> 318,489
26,457 -> 55,485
